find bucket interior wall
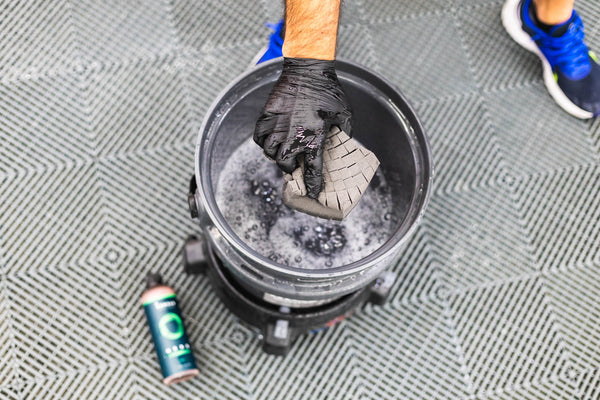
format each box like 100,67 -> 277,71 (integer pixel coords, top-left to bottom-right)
203,62 -> 429,269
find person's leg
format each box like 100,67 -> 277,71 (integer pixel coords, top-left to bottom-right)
532,0 -> 574,25
502,0 -> 600,118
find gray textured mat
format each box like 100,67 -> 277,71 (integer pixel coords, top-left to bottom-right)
1,0 -> 600,399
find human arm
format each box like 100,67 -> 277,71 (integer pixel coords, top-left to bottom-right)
282,0 -> 340,60
253,0 -> 352,198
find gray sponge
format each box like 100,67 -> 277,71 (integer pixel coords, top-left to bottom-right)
282,127 -> 380,220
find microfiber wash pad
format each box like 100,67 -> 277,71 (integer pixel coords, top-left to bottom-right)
282,126 -> 380,220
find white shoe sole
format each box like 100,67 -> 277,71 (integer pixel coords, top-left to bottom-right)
249,46 -> 268,68
501,0 -> 593,119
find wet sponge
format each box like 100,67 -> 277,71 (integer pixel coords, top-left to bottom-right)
282,127 -> 380,220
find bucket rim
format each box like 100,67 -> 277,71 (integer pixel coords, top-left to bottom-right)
195,57 -> 434,280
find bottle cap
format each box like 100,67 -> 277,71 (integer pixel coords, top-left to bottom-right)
146,272 -> 164,290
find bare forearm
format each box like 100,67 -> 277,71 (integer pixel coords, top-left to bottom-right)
282,0 -> 341,60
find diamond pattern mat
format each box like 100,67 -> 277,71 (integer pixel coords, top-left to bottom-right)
450,276 -> 570,398
1,1 -> 600,399
72,0 -> 178,66
246,323 -> 361,400
0,70 -> 93,177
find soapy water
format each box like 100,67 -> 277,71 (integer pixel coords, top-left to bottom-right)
215,137 -> 397,269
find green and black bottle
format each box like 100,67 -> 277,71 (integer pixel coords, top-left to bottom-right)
141,272 -> 199,385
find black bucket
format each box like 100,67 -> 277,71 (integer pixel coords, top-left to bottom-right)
191,58 -> 433,306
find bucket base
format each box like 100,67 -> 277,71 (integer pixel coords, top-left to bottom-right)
182,235 -> 396,355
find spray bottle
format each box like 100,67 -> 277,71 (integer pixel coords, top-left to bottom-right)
141,272 -> 199,385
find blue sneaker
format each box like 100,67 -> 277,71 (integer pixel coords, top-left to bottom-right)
502,0 -> 600,118
251,20 -> 285,66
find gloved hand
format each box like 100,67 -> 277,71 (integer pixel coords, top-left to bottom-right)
254,57 -> 353,198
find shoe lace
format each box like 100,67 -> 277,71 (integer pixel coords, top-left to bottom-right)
539,14 -> 589,73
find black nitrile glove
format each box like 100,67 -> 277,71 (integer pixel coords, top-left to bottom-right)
254,57 -> 353,198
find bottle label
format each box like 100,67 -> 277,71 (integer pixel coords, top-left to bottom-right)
143,293 -> 197,379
